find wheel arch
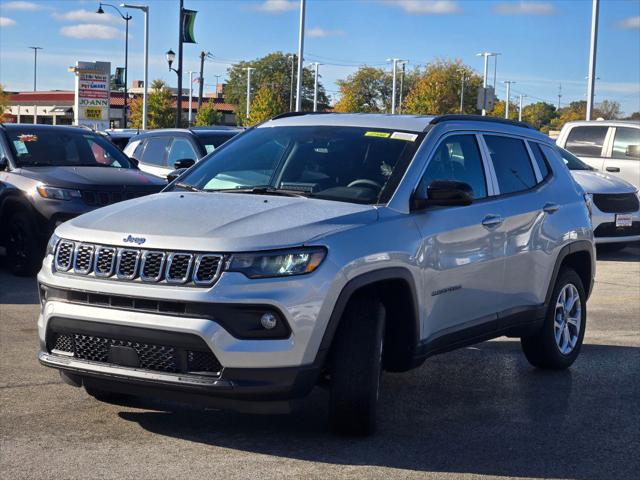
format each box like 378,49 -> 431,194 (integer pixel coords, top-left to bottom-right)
545,240 -> 595,306
0,194 -> 36,243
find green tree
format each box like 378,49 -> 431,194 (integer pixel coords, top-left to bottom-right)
247,85 -> 287,126
549,101 -> 587,131
334,66 -> 392,113
522,102 -> 557,130
194,101 -> 223,126
225,52 -> 329,125
128,79 -> 175,129
487,100 -> 519,120
0,84 -> 11,122
403,59 -> 482,115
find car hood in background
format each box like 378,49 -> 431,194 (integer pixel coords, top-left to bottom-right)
57,192 -> 379,251
17,166 -> 166,190
571,170 -> 637,194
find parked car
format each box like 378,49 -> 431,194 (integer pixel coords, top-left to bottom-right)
0,124 -> 165,276
104,129 -> 145,151
38,114 -> 594,435
557,146 -> 639,248
123,126 -> 242,178
556,120 -> 640,188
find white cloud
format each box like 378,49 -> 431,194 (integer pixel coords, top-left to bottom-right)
255,0 -> 298,13
2,1 -> 41,10
383,0 -> 461,15
308,27 -> 344,38
60,24 -> 124,40
617,16 -> 640,30
493,2 -> 556,16
0,16 -> 17,27
52,9 -> 120,25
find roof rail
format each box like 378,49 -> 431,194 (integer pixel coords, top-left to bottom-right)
270,111 -> 332,121
429,114 -> 535,130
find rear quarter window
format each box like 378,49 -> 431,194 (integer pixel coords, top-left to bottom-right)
528,141 -> 551,180
565,126 -> 608,157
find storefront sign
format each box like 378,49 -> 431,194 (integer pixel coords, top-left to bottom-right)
73,61 -> 110,130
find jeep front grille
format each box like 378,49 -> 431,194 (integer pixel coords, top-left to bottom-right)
53,240 -> 223,287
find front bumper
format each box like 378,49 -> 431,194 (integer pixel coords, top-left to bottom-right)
591,206 -> 640,244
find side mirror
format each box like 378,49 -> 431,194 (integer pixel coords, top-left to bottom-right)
174,158 -> 195,170
411,180 -> 474,210
626,145 -> 640,158
167,168 -> 186,183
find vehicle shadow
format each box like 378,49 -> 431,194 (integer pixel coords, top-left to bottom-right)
0,259 -> 39,305
117,341 -> 640,480
596,243 -> 640,262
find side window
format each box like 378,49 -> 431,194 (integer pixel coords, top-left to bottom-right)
565,126 -> 608,157
612,127 -> 640,160
167,137 -> 198,166
528,141 -> 551,180
140,137 -> 170,167
123,139 -> 141,158
418,134 -> 487,200
484,135 -> 537,194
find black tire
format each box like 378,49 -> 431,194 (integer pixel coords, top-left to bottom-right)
84,385 -> 131,403
328,295 -> 385,436
521,268 -> 587,369
7,212 -> 42,277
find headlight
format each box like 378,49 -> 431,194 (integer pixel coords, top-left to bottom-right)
227,247 -> 326,279
46,233 -> 60,256
37,185 -> 81,201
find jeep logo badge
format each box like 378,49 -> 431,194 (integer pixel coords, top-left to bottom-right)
123,235 -> 146,245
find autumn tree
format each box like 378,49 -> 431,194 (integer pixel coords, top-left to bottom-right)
548,101 -> 587,131
487,100 -> 519,120
0,84 -> 11,122
403,59 -> 482,115
246,86 -> 287,126
194,102 -> 223,126
522,102 -> 556,130
128,79 -> 175,129
334,67 -> 392,113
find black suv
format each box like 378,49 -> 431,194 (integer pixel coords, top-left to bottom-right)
123,126 -> 242,178
0,124 -> 165,276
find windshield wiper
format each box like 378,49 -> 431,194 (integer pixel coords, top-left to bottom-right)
211,186 -> 308,197
175,181 -> 201,192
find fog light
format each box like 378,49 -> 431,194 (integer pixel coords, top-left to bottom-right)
260,312 -> 278,330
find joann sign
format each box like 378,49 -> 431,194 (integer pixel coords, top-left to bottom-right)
72,61 -> 111,130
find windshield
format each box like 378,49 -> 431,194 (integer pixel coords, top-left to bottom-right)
7,128 -> 133,168
195,132 -> 239,154
175,126 -> 423,204
557,146 -> 593,171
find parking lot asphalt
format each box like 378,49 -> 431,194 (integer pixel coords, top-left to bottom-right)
0,246 -> 638,480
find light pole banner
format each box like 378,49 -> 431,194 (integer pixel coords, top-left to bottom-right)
73,61 -> 111,130
181,9 -> 197,44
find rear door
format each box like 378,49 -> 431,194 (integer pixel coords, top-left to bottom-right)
603,126 -> 640,188
563,125 -> 608,171
138,136 -> 171,178
167,136 -> 199,170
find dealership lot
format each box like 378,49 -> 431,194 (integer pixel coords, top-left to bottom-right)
0,246 -> 638,480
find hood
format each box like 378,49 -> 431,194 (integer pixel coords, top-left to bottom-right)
571,170 -> 637,194
17,166 -> 165,190
57,192 -> 378,251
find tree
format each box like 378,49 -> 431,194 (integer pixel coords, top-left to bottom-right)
595,100 -> 621,120
0,84 -> 11,122
487,100 -> 519,120
334,66 -> 392,113
522,102 -> 556,130
549,100 -> 587,131
225,52 -> 329,125
402,59 -> 482,115
626,112 -> 640,120
128,79 -> 175,129
247,86 -> 287,126
194,102 -> 223,126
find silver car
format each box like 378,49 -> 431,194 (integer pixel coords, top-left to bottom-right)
558,146 -> 640,248
37,114 -> 595,435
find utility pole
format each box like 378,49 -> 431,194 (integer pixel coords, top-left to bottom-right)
175,0 -> 184,128
493,54 -> 500,91
295,0 -> 306,112
312,62 -> 320,112
245,67 -> 254,119
188,71 -> 194,126
398,61 -> 407,114
557,83 -> 563,110
476,52 -> 499,116
391,59 -> 398,114
214,75 -> 221,97
288,55 -> 295,112
459,70 -> 466,113
504,81 -> 515,119
518,94 -> 526,122
198,51 -> 207,111
29,47 -> 42,91
586,0 -> 599,121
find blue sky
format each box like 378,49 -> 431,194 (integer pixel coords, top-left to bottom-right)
1,0 -> 639,114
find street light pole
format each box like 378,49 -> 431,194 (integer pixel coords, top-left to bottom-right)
188,71 -> 194,126
503,80 -> 515,119
122,3 -> 149,130
295,0 -> 306,112
288,55 -> 295,112
175,0 -> 184,128
459,70 -> 465,113
391,59 -> 398,114
245,67 -> 254,119
476,52 -> 499,116
28,47 -> 42,91
97,3 -> 131,127
518,94 -> 525,122
398,60 -> 407,114
586,0 -> 599,121
312,62 -> 321,112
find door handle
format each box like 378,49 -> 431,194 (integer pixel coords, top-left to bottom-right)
606,166 -> 620,173
543,202 -> 560,214
481,215 -> 503,228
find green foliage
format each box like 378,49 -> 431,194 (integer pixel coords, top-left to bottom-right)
0,84 -> 11,122
522,102 -> 556,129
225,52 -> 328,125
247,86 -> 287,126
128,79 -> 175,129
334,67 -> 392,113
194,102 -> 223,126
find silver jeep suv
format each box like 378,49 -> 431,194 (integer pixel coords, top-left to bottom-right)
38,114 -> 595,435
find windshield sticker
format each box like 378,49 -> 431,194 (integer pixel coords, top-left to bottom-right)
390,132 -> 418,142
18,134 -> 38,142
13,140 -> 28,155
205,145 -> 215,154
364,131 -> 391,138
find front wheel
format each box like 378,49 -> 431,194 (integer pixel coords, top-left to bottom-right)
521,268 -> 586,369
7,212 -> 42,276
328,296 -> 385,436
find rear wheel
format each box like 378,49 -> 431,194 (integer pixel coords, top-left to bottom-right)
521,268 -> 586,369
7,212 -> 42,276
328,296 -> 385,436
